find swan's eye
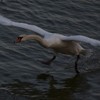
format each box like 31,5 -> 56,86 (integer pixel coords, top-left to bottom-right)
16,37 -> 23,43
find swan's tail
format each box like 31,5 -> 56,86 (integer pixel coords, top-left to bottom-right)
80,49 -> 93,57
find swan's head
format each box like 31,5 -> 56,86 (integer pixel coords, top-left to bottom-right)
16,34 -> 27,43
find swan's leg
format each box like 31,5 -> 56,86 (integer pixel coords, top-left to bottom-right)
74,55 -> 80,74
41,55 -> 56,65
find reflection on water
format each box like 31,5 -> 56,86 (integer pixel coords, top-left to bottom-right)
1,74 -> 89,100
63,74 -> 89,92
44,74 -> 89,100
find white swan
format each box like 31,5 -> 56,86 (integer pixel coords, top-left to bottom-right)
0,15 -> 100,73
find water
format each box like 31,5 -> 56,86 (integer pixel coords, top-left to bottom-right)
0,0 -> 100,100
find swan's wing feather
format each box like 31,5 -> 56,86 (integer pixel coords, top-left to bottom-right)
62,35 -> 100,46
0,15 -> 52,36
12,22 -> 52,36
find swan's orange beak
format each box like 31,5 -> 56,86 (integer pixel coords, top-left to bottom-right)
15,37 -> 23,43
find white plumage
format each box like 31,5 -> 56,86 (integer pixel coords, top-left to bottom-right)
0,15 -> 100,73
0,15 -> 100,46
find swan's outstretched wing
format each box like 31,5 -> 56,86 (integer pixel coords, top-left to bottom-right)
0,15 -> 52,37
62,35 -> 100,46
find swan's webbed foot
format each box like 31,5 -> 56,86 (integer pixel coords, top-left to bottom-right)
40,55 -> 56,65
40,60 -> 52,65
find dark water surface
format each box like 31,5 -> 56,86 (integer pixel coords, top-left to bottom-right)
0,0 -> 100,100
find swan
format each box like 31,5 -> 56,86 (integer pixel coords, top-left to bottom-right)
0,15 -> 100,73
15,34 -> 100,73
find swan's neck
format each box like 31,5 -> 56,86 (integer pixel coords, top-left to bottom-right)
22,35 -> 48,47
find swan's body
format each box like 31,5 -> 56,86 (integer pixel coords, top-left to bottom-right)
0,15 -> 100,73
19,34 -> 85,56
